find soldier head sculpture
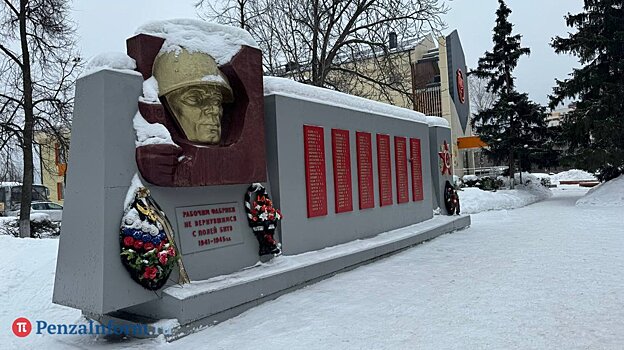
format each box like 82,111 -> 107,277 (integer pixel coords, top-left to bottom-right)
153,48 -> 234,144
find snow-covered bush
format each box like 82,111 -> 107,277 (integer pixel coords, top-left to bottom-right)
453,175 -> 462,187
513,172 -> 539,186
0,215 -> 60,238
462,174 -> 478,182
497,172 -> 547,188
596,165 -> 624,182
531,173 -> 552,187
461,175 -> 503,191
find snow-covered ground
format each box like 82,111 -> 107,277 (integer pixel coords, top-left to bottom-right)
576,174 -> 624,207
459,184 -> 552,214
2,185 -> 624,349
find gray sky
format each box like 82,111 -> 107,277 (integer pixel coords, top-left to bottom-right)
71,0 -> 584,106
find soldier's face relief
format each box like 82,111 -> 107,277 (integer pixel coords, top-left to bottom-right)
167,85 -> 224,144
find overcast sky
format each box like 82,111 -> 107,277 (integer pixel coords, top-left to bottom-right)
71,0 -> 584,107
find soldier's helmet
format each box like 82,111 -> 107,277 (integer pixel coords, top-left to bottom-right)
153,47 -> 234,103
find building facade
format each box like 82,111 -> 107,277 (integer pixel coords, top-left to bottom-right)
547,104 -> 575,127
35,133 -> 67,205
412,31 -> 476,176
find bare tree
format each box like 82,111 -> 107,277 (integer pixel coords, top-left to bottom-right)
0,141 -> 22,181
468,74 -> 496,115
0,0 -> 79,237
197,0 -> 447,108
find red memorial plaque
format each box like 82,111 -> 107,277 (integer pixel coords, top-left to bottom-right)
356,132 -> 375,210
332,129 -> 353,213
376,134 -> 393,207
304,125 -> 328,218
410,138 -> 424,201
394,136 -> 409,204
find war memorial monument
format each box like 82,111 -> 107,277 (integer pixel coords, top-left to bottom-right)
52,19 -> 470,340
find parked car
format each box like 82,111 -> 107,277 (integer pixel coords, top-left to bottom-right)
7,201 -> 63,222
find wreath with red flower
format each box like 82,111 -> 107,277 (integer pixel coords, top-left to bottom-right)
120,188 -> 184,290
244,183 -> 282,257
444,181 -> 461,216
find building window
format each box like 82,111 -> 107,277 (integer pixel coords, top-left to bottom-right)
54,143 -> 67,165
57,182 -> 65,201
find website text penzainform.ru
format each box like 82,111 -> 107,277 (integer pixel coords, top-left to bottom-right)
35,319 -> 171,336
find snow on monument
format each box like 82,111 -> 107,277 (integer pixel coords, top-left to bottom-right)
53,19 -> 469,340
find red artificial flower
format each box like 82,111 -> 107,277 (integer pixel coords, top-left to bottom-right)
268,214 -> 275,220
168,247 -> 176,257
133,240 -> 144,250
123,236 -> 134,247
144,243 -> 154,251
158,253 -> 168,265
156,242 -> 164,251
143,266 -> 158,280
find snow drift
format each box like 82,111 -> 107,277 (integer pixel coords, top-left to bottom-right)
576,174 -> 624,207
551,169 -> 596,184
460,183 -> 552,214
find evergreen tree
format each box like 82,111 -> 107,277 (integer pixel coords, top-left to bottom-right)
471,0 -> 548,186
550,0 -> 624,181
472,91 -> 549,176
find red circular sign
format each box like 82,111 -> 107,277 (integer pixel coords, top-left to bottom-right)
12,317 -> 32,337
456,68 -> 466,104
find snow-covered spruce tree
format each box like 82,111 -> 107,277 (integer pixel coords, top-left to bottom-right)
0,0 -> 80,237
473,92 -> 549,173
550,0 -> 624,181
470,0 -> 548,187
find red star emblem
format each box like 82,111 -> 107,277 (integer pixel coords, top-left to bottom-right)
438,140 -> 452,175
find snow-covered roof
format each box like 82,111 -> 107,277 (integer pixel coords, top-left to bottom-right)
426,116 -> 450,128
135,19 -> 258,66
263,77 -> 427,124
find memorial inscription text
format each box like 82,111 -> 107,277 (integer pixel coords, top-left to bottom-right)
376,134 -> 393,207
356,132 -> 375,210
331,129 -> 353,213
410,138 -> 424,201
175,203 -> 244,254
303,125 -> 328,217
394,136 -> 409,204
